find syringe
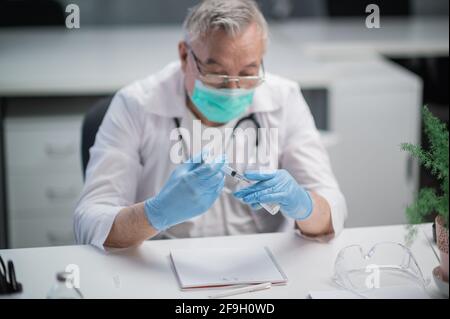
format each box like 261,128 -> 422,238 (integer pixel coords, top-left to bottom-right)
221,165 -> 280,215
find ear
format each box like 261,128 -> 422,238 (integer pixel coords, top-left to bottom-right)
178,41 -> 189,73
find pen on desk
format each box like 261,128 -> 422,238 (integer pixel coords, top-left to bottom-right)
208,282 -> 272,299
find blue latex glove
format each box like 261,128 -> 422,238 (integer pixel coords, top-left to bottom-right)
144,153 -> 226,231
233,169 -> 313,220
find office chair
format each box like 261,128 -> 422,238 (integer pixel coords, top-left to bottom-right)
81,97 -> 112,178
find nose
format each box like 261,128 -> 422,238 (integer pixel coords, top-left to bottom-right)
224,79 -> 240,89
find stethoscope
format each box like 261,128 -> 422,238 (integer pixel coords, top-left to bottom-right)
172,113 -> 265,234
173,113 -> 261,160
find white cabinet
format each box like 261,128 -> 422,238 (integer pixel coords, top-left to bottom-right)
6,127 -> 80,175
4,100 -> 86,248
9,217 -> 75,248
326,61 -> 422,227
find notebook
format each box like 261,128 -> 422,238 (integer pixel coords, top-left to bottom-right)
170,246 -> 288,290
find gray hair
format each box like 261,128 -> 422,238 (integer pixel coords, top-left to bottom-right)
183,0 -> 268,45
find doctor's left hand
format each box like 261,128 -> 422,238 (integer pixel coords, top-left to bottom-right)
144,152 -> 226,231
233,169 -> 313,220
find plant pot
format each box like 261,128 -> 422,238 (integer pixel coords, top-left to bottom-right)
435,215 -> 449,283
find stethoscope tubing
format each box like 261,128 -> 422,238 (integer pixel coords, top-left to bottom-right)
173,113 -> 260,160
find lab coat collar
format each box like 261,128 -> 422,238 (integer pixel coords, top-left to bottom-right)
250,80 -> 281,113
142,61 -> 281,118
140,62 -> 187,118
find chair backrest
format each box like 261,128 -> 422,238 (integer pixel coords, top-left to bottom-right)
81,97 -> 112,178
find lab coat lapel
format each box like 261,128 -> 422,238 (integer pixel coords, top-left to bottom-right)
141,61 -> 187,118
249,76 -> 282,113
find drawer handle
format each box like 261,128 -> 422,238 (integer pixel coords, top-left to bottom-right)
46,187 -> 78,201
45,142 -> 76,157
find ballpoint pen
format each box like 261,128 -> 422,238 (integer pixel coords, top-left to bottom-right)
208,282 -> 272,299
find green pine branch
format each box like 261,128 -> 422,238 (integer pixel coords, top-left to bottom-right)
401,106 -> 449,229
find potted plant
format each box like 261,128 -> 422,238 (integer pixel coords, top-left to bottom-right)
401,106 -> 449,289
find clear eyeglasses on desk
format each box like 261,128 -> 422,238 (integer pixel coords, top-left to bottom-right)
333,242 -> 428,296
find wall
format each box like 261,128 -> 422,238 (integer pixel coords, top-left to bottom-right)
56,0 -> 448,26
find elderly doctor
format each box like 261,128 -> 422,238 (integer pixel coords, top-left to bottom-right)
75,0 -> 347,249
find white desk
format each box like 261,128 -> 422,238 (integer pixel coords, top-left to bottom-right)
0,224 -> 444,299
273,17 -> 449,60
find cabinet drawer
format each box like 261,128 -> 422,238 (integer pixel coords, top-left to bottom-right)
5,117 -> 83,174
7,173 -> 83,217
8,217 -> 74,248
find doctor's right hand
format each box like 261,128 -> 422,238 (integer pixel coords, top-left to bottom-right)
144,153 -> 226,231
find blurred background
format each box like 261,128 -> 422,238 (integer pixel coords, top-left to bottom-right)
0,0 -> 448,249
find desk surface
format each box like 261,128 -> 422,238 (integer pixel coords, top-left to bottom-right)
0,224 -> 443,299
274,17 -> 449,58
0,18 -> 446,96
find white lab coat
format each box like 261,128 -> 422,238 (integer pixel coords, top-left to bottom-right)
74,61 -> 347,250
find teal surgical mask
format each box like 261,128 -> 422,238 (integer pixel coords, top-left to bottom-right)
190,80 -> 255,123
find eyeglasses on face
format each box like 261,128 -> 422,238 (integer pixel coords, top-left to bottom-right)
187,44 -> 265,89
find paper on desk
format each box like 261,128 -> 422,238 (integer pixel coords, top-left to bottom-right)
309,285 -> 430,299
170,246 -> 287,290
